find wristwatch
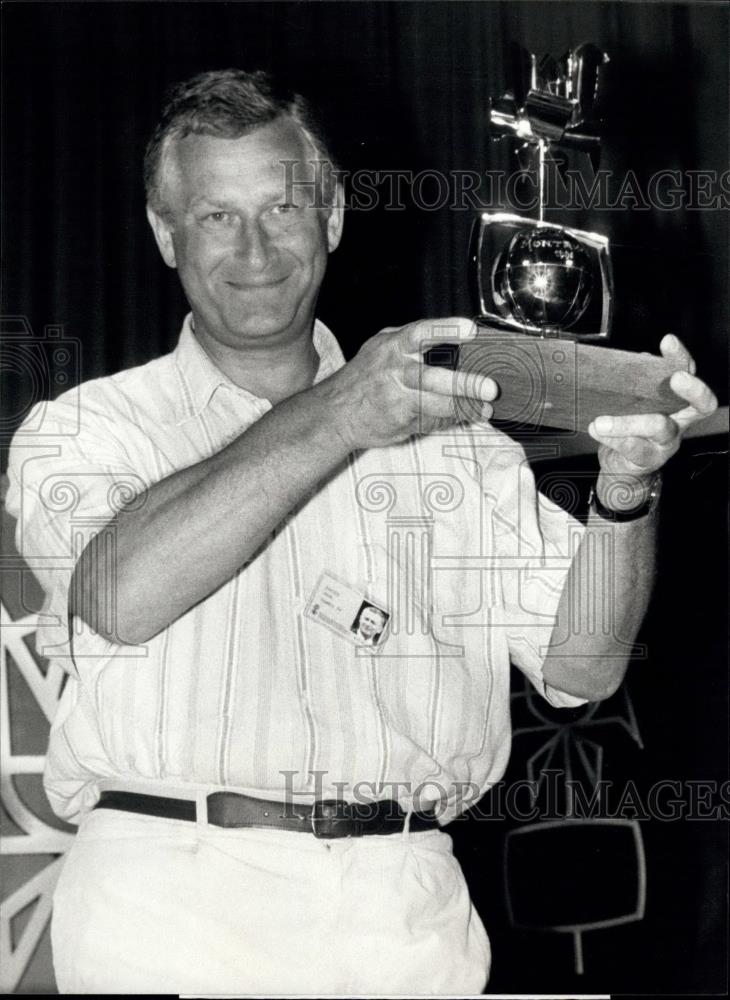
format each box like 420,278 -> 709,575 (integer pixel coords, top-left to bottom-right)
588,472 -> 662,523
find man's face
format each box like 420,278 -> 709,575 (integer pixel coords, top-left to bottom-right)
359,608 -> 385,639
149,117 -> 342,348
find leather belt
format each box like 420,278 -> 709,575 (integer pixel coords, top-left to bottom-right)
94,790 -> 440,839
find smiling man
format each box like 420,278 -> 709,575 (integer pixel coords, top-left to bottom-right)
145,113 -> 341,400
352,604 -> 388,645
5,69 -> 717,994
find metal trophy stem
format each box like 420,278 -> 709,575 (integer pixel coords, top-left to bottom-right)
538,139 -> 547,223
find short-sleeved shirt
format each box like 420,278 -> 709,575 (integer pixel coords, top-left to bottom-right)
5,316 -> 586,824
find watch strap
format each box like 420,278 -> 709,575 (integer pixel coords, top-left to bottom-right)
588,473 -> 662,523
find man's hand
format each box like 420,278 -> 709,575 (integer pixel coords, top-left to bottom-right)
319,317 -> 498,451
587,334 -> 718,508
546,334 -> 716,700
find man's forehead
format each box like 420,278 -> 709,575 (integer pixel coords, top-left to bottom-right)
172,119 -> 317,187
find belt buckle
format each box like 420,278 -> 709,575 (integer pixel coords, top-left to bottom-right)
311,799 -> 356,839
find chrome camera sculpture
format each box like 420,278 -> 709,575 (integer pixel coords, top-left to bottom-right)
472,43 -> 613,340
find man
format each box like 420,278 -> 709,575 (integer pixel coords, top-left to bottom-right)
351,604 -> 388,645
6,69 -> 717,994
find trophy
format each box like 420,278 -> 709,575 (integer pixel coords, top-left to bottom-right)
472,43 -> 612,340
456,44 -> 686,432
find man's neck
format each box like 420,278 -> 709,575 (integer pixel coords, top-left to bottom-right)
192,321 -> 321,405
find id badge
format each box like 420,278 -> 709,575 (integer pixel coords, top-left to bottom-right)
304,571 -> 390,649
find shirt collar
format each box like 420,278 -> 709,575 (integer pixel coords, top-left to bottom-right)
173,313 -> 345,420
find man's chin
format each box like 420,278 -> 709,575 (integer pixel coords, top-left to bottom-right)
227,316 -> 296,340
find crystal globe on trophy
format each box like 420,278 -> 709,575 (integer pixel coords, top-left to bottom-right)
472,211 -> 613,339
496,229 -> 592,329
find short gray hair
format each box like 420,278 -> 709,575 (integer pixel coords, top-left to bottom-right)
144,69 -> 337,217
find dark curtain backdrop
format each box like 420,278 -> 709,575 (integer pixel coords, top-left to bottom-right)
1,2 -> 728,994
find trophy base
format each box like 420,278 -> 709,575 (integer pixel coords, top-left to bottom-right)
475,313 -> 602,342
457,325 -> 686,433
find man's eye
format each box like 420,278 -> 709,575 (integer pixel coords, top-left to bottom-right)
270,203 -> 298,216
205,211 -> 233,225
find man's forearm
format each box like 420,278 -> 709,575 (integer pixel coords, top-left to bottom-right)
65,317 -> 514,646
71,378 -> 352,645
542,478 -> 658,701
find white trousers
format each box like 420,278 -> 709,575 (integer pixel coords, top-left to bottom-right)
51,808 -> 490,995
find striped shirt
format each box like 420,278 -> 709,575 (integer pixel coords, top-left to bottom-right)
6,316 -> 585,824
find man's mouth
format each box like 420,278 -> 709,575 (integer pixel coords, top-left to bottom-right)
224,275 -> 289,291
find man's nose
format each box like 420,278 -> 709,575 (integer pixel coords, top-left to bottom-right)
233,219 -> 272,270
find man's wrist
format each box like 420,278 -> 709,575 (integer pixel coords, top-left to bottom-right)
591,471 -> 662,520
308,370 -> 360,455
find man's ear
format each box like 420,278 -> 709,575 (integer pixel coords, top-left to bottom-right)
326,182 -> 345,253
146,206 -> 177,269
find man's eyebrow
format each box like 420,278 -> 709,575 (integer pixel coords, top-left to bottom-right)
188,195 -> 235,210
187,187 -> 295,212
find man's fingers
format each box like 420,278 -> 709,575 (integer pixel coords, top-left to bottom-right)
413,363 -> 498,402
585,341 -> 717,480
669,369 -> 718,417
660,333 -> 696,374
402,317 -> 478,354
589,413 -> 679,446
594,435 -> 663,470
418,394 -> 460,420
669,405 -> 707,433
418,393 -> 493,422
